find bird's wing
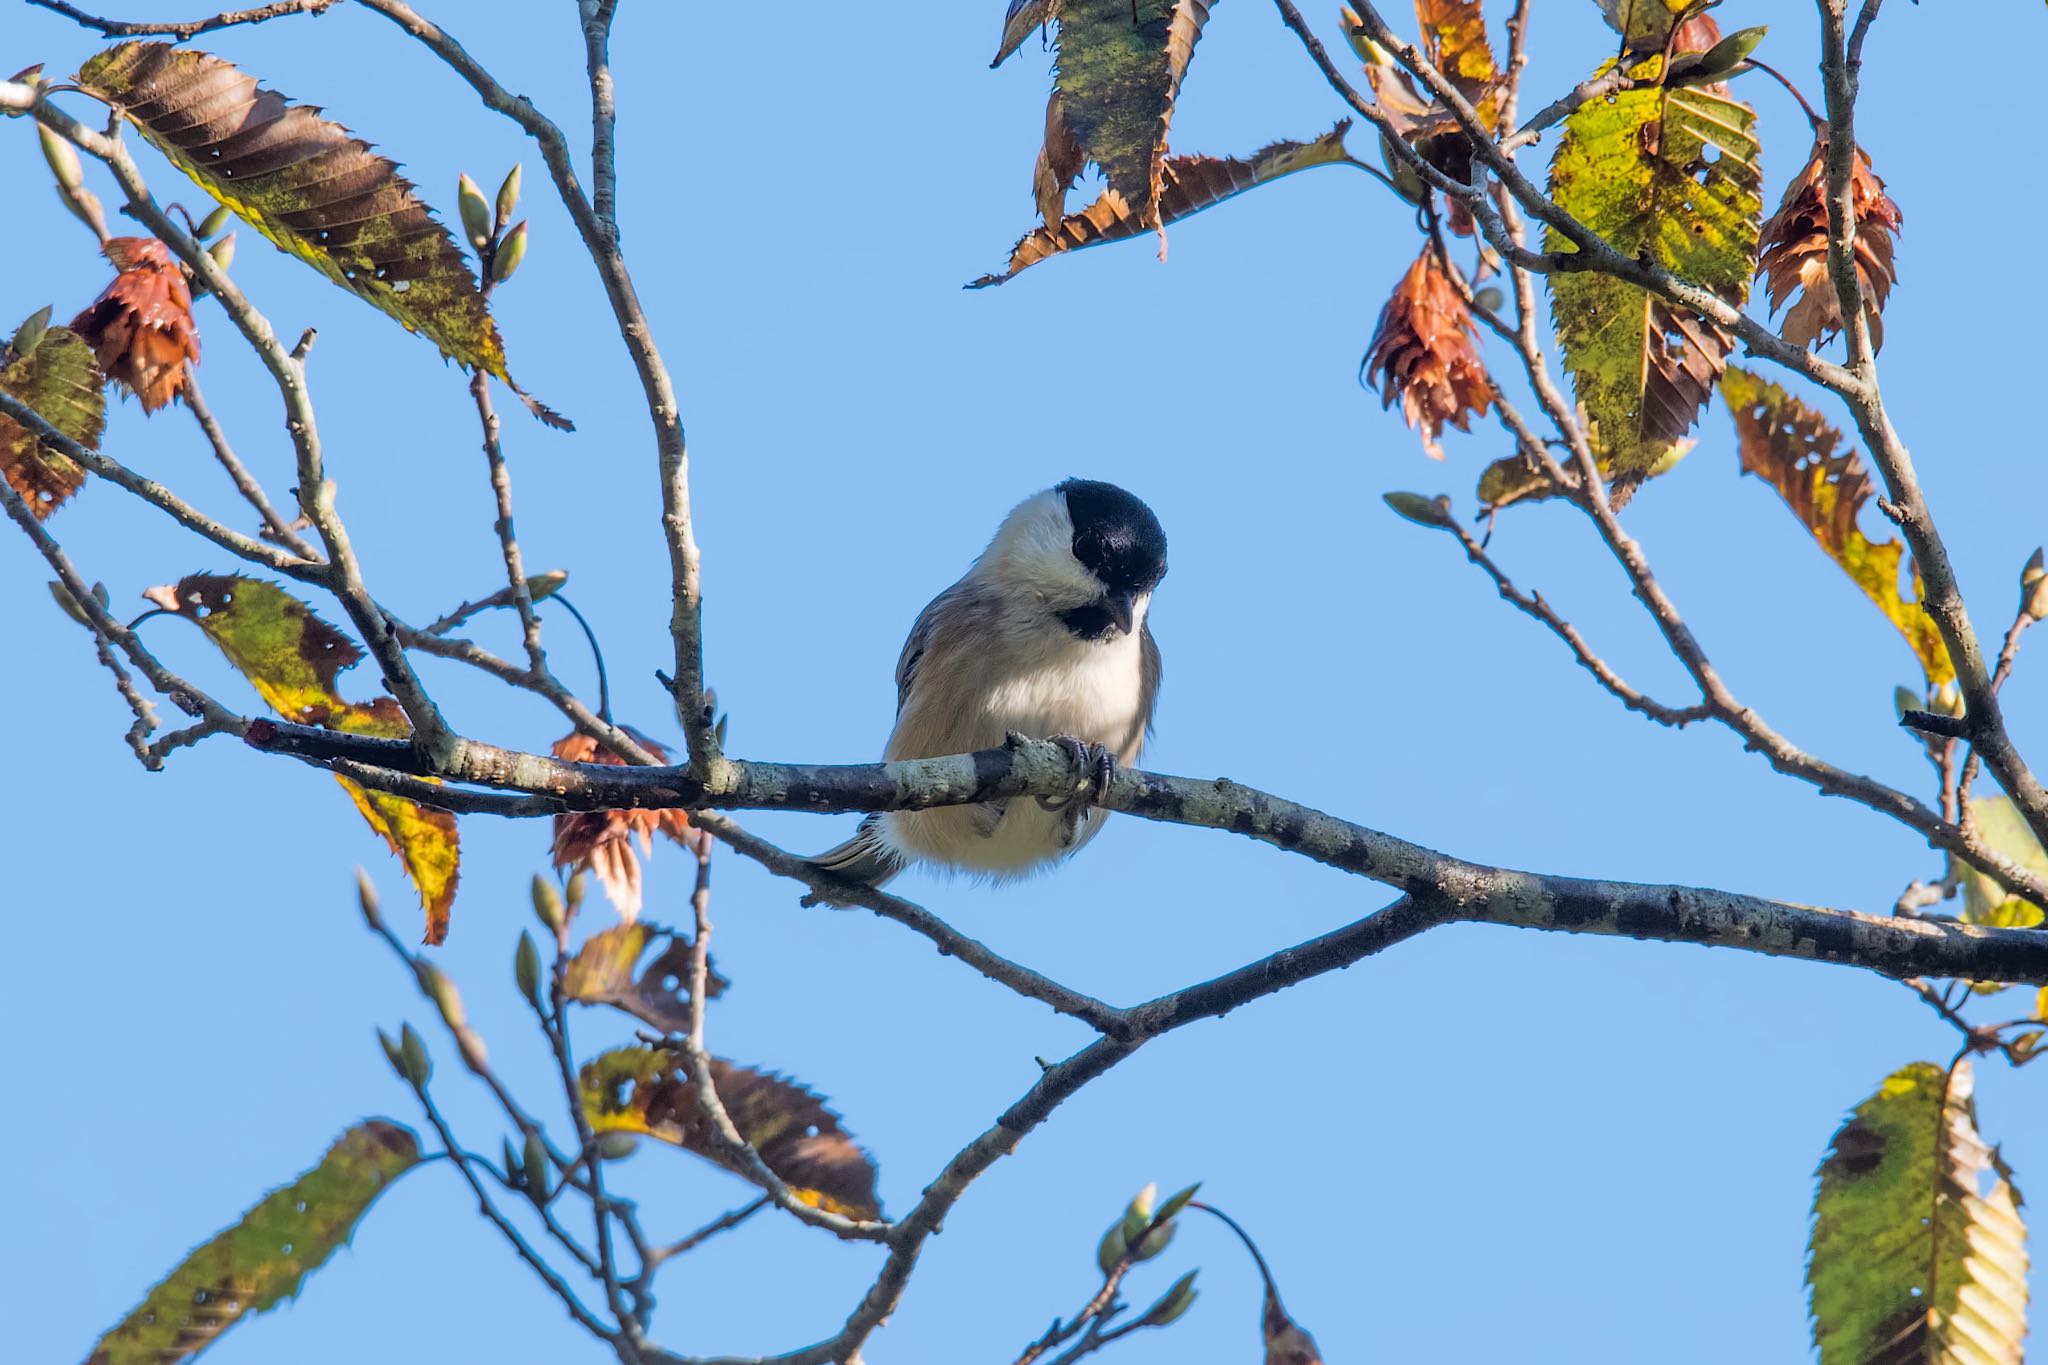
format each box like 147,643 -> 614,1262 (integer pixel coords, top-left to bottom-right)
1138,619 -> 1164,741
895,579 -> 969,716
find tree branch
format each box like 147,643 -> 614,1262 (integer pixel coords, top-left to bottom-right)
26,0 -> 337,38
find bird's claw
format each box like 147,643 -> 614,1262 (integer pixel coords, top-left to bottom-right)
1035,734 -> 1116,812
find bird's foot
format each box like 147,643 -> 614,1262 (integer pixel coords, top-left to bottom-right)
1035,734 -> 1117,812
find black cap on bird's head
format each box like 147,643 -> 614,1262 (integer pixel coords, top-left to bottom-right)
1056,478 -> 1167,640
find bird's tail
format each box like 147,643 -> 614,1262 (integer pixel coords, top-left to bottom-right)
806,814 -> 906,891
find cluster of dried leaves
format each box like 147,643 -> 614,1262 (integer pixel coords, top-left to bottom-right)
1362,247 -> 1494,458
550,728 -> 693,920
71,237 -> 198,412
1757,135 -> 1904,352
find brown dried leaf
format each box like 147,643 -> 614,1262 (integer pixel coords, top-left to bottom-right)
1035,90 -> 1087,226
562,921 -> 726,1035
1363,245 -> 1495,458
974,124 -> 1358,287
550,728 -> 692,922
70,237 -> 199,413
580,1046 -> 882,1220
1263,1289 -> 1324,1365
1757,135 -> 1903,352
0,323 -> 104,521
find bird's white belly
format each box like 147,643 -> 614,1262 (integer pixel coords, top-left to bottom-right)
883,632 -> 1146,878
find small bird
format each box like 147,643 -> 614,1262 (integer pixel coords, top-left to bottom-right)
811,478 -> 1167,887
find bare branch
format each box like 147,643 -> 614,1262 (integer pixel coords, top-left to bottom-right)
27,0 -> 337,38
183,376 -> 319,559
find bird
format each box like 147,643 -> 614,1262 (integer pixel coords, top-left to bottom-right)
809,478 -> 1167,888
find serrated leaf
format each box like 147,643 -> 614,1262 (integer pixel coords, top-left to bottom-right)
85,1121 -> 418,1365
994,0 -> 1060,66
971,123 -> 1358,287
1547,57 -> 1761,496
75,43 -> 567,429
1414,0 -> 1496,99
141,574 -> 460,941
1950,797 -> 2048,930
580,1046 -> 880,1220
1720,366 -> 1953,689
562,921 -> 727,1034
1594,0 -> 1695,52
1046,0 -> 1215,226
1809,1061 -> 2028,1365
0,323 -> 103,520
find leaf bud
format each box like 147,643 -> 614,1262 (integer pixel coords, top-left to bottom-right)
1120,1183 -> 1158,1245
527,569 -> 568,601
92,581 -> 109,608
1383,491 -> 1453,529
196,203 -> 233,239
565,869 -> 588,916
457,172 -> 493,250
417,962 -> 466,1029
532,874 -> 566,934
12,304 -> 52,358
456,1024 -> 489,1073
1157,1182 -> 1200,1222
491,220 -> 528,282
1096,1220 -> 1128,1276
378,1028 -> 408,1080
594,1131 -> 639,1161
1472,285 -> 1505,314
399,1022 -> 432,1085
38,122 -> 81,192
1339,7 -> 1388,66
60,184 -> 108,239
1892,686 -> 1921,722
2027,576 -> 2048,624
523,1130 -> 550,1200
501,1137 -> 523,1189
207,231 -> 237,274
1131,1219 -> 1175,1261
515,931 -> 543,1005
47,579 -> 90,625
2023,548 -> 2045,590
495,164 -> 522,232
355,867 -> 383,930
1695,25 -> 1766,78
1138,1270 -> 1199,1327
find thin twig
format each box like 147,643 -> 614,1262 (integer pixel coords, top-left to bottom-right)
27,0 -> 338,38
183,375 -> 319,558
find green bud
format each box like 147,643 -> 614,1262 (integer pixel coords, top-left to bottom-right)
398,1022 -> 431,1086
356,867 -> 383,930
532,874 -> 566,934
457,173 -> 493,250
515,930 -> 543,1005
491,220 -> 528,282
61,184 -> 107,239
2023,548 -> 2045,590
47,579 -> 90,625
1121,1183 -> 1158,1245
1096,1220 -> 1128,1277
2028,576 -> 2048,624
12,304 -> 52,358
565,870 -> 588,916
1383,491 -> 1454,529
527,569 -> 568,602
501,1137 -> 523,1189
1131,1219 -> 1175,1261
92,582 -> 109,609
1931,681 -> 1963,717
418,962 -> 466,1029
495,164 -> 523,232
207,231 -> 237,274
196,203 -> 233,239
1138,1270 -> 1199,1327
1339,6 -> 1387,66
522,1130 -> 550,1201
1697,25 -> 1766,76
1892,686 -> 1922,722
456,1024 -> 489,1072
594,1131 -> 639,1161
1472,285 -> 1505,314
1156,1182 -> 1200,1222
38,122 -> 81,192
378,1028 -> 408,1080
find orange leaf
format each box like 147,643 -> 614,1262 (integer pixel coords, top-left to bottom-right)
1757,136 -> 1903,352
1363,246 -> 1494,458
70,238 -> 199,413
550,728 -> 691,922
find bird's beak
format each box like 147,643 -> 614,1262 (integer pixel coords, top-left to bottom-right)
1103,588 -> 1137,636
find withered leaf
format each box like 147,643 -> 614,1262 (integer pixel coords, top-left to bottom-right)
1477,438 -> 1690,512
550,728 -> 692,922
1363,245 -> 1495,458
995,0 -> 1060,68
75,43 -> 567,429
1414,0 -> 1496,103
1263,1288 -> 1324,1365
0,322 -> 103,520
580,1046 -> 881,1220
973,123 -> 1359,287
562,921 -> 727,1035
1720,367 -> 1952,688
1757,135 -> 1903,352
144,574 -> 461,940
85,1121 -> 418,1365
71,237 -> 199,414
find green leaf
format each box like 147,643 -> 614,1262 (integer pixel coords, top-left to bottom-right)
1809,1061 -> 2029,1365
1475,438 -> 1690,512
75,43 -> 568,430
1720,366 -> 1954,689
1546,58 -> 1761,494
1041,0 -> 1214,224
1951,797 -> 2048,930
1594,0 -> 1698,52
579,1045 -> 881,1220
971,123 -> 1360,287
142,574 -> 460,941
85,1121 -> 419,1365
1,323 -> 104,521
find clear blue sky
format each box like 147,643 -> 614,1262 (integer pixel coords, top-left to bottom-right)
5,3 -> 2043,1361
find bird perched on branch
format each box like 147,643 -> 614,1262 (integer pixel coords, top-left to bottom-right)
810,478 -> 1167,887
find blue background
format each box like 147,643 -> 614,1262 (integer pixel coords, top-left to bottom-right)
4,2 -> 2043,1361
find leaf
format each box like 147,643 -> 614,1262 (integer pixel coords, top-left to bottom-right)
1757,134 -> 1904,352
562,921 -> 727,1034
1476,438 -> 1690,511
1950,797 -> 2048,930
1042,0 -> 1215,227
1594,0 -> 1697,52
74,43 -> 568,430
69,238 -> 200,414
550,728 -> 693,921
0,322 -> 104,520
1414,0 -> 1496,100
1809,1061 -> 2029,1365
994,0 -> 1060,68
1363,245 -> 1495,458
1263,1288 -> 1324,1365
971,123 -> 1360,287
580,1046 -> 881,1220
85,1120 -> 418,1365
1546,56 -> 1762,498
142,574 -> 461,941
1720,366 -> 1953,689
